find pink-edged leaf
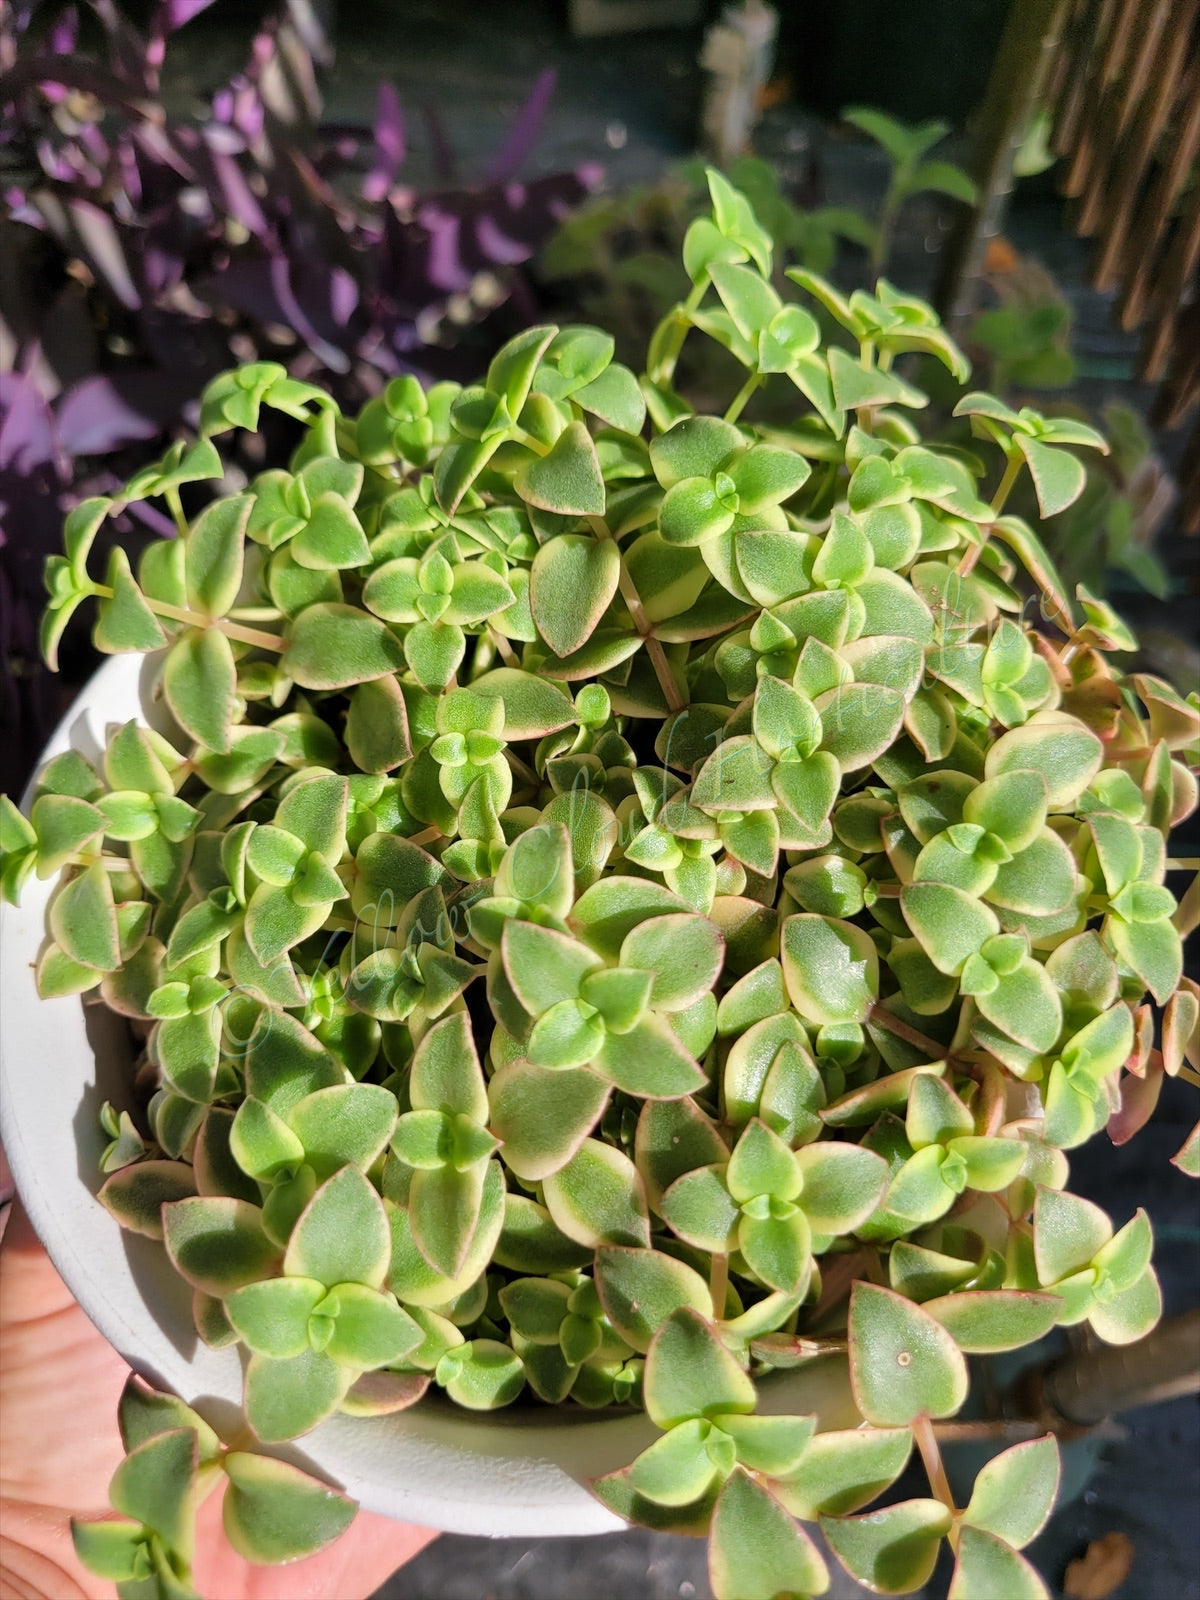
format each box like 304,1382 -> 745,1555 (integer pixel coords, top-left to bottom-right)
1108,1062 -> 1164,1147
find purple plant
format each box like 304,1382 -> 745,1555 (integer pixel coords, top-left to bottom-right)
0,0 -> 600,790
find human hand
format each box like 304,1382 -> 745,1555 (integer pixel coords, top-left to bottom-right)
0,1183 -> 435,1600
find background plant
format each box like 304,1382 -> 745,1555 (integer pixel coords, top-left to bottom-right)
538,110 -> 1171,606
537,109 -> 977,376
4,169 -> 1199,1600
0,0 -> 598,791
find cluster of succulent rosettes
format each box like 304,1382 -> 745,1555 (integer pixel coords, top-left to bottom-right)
10,170 -> 1200,1600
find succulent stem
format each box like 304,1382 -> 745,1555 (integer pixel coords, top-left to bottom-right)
956,454 -> 1023,577
914,1412 -> 957,1514
724,372 -> 762,425
710,1252 -> 729,1317
91,584 -> 286,653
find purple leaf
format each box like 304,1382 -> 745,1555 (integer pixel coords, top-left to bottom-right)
486,68 -> 557,185
202,121 -> 247,157
39,5 -> 78,100
54,374 -> 164,455
195,255 -> 351,372
281,0 -> 333,66
5,4 -> 36,41
266,257 -> 353,369
0,371 -> 62,474
133,119 -> 196,182
35,137 -> 85,183
46,14 -> 74,57
141,242 -> 185,295
414,205 -> 471,294
362,83 -> 405,203
204,143 -> 272,239
474,214 -> 533,266
91,0 -> 157,92
115,136 -> 143,209
80,122 -> 110,166
49,6 -> 79,55
161,0 -> 219,29
330,266 -> 358,327
66,200 -> 141,309
4,192 -> 42,228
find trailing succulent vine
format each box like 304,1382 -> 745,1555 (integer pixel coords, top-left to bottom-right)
4,171 -> 1199,1600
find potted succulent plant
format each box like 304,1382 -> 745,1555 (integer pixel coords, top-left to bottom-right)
1,170 -> 1197,1600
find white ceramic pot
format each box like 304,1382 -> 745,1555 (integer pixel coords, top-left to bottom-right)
0,656 -> 858,1537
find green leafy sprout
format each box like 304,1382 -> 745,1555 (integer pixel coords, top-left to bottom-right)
6,167 -> 1199,1600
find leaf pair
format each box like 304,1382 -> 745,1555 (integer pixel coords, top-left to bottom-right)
901,885 -> 1063,1053
230,1081 -> 397,1245
498,911 -> 719,1097
1029,1188 -> 1161,1343
650,415 -> 809,549
660,1119 -> 885,1296
200,363 -> 331,439
594,1311 -> 806,1525
0,790 -> 106,904
883,1075 -> 1027,1226
71,1374 -> 357,1593
824,1418 -> 1060,1596
346,885 -> 476,1027
208,1167 -> 420,1442
691,678 -> 840,847
1089,809 -> 1182,1003
500,1273 -> 633,1404
243,774 -> 349,966
955,392 -> 1107,518
388,1012 -> 501,1277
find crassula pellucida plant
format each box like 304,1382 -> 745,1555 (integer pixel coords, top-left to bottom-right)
4,171 -> 1199,1600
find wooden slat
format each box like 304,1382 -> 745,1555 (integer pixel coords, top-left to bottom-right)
1062,0 -> 1140,200
1152,302 -> 1200,431
1173,413 -> 1200,533
1119,65 -> 1200,330
1139,178 -> 1200,383
1054,0 -> 1116,160
1077,0 -> 1170,234
1091,0 -> 1198,291
1044,0 -> 1093,114
1003,0 -> 1200,534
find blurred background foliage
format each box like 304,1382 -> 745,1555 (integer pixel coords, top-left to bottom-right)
0,0 -> 1190,790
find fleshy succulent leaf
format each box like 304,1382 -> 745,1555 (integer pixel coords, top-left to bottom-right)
643,1308 -> 756,1429
848,1284 -> 969,1425
221,1452 -> 357,1564
709,1469 -> 829,1600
